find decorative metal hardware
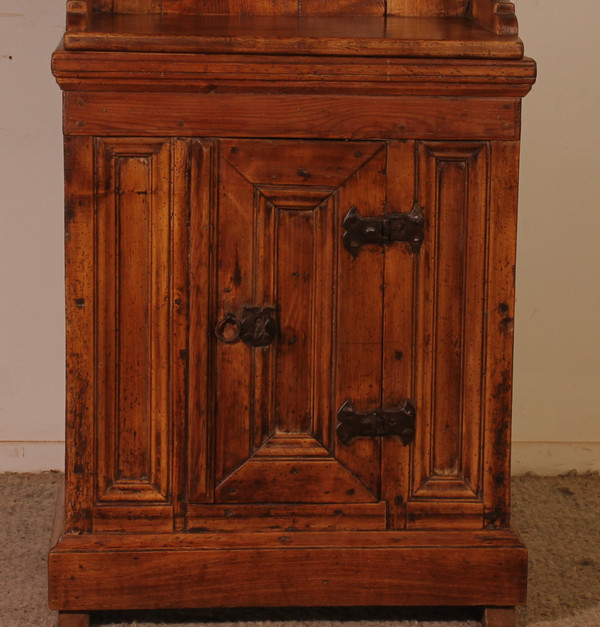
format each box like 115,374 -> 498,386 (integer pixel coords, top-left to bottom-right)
336,399 -> 416,446
342,203 -> 424,257
214,313 -> 242,344
215,306 -> 278,348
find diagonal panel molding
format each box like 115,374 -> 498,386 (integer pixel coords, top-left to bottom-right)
253,434 -> 331,458
215,459 -> 379,503
255,184 -> 335,210
220,139 -> 385,189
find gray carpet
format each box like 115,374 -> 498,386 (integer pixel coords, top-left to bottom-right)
1,472 -> 599,626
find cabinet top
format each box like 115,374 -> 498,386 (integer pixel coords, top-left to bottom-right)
63,1 -> 525,59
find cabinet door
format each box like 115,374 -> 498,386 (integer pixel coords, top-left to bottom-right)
187,139 -> 418,530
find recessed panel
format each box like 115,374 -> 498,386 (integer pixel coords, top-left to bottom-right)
94,138 -> 173,505
410,141 -> 488,524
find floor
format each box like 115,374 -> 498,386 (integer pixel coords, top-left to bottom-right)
1,472 -> 599,626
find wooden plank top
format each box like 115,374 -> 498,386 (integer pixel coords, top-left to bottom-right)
63,14 -> 524,58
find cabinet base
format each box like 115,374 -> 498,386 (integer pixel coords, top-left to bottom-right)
50,528 -> 526,612
50,484 -> 526,614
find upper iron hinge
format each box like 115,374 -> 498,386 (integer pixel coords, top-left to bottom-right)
342,202 -> 424,257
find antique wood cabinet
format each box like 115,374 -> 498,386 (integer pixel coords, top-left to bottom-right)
49,1 -> 535,625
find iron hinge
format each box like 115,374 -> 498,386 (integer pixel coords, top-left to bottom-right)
342,202 -> 424,257
336,399 -> 416,446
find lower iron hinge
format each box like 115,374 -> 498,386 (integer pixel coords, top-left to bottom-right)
336,399 -> 416,446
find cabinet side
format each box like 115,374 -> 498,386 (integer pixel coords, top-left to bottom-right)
64,135 -> 96,534
482,140 -> 521,528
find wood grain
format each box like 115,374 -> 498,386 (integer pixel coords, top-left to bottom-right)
213,144 -> 255,483
206,139 -> 387,510
187,139 -> 215,504
62,15 -> 523,58
215,460 -> 379,503
482,141 -> 521,528
63,92 -> 522,140
92,505 -> 174,532
409,141 -> 488,527
169,138 -> 190,530
49,531 -> 527,610
58,612 -> 90,627
52,50 -> 536,97
482,607 -> 517,627
334,145 -> 387,499
50,528 -> 528,551
66,1 -> 90,32
381,140 -> 417,529
64,136 -> 95,534
471,0 -> 518,36
82,0 -> 513,25
187,503 -> 387,531
388,0 -> 468,16
52,0 -> 534,616
94,138 -> 172,506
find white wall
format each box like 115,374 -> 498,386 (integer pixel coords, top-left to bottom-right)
1,1 -> 599,473
512,0 -> 600,472
0,1 -> 65,471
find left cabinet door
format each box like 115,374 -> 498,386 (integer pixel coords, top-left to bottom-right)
64,137 -> 189,533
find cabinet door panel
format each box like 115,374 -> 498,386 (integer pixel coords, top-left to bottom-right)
190,139 -> 389,507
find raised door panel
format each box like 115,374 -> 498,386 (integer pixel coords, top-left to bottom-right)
91,137 -> 188,531
188,139 -> 394,521
408,141 -> 489,529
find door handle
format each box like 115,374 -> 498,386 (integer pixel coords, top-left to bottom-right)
215,306 -> 278,348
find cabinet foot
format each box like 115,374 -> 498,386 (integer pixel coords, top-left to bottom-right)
58,611 -> 90,627
482,607 -> 516,627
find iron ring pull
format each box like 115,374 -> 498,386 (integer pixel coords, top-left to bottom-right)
214,306 -> 278,348
214,313 -> 242,344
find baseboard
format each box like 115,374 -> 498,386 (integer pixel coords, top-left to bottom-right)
1,441 -> 598,475
511,442 -> 600,475
0,441 -> 64,472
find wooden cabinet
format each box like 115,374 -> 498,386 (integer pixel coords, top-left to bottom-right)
49,1 -> 535,625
